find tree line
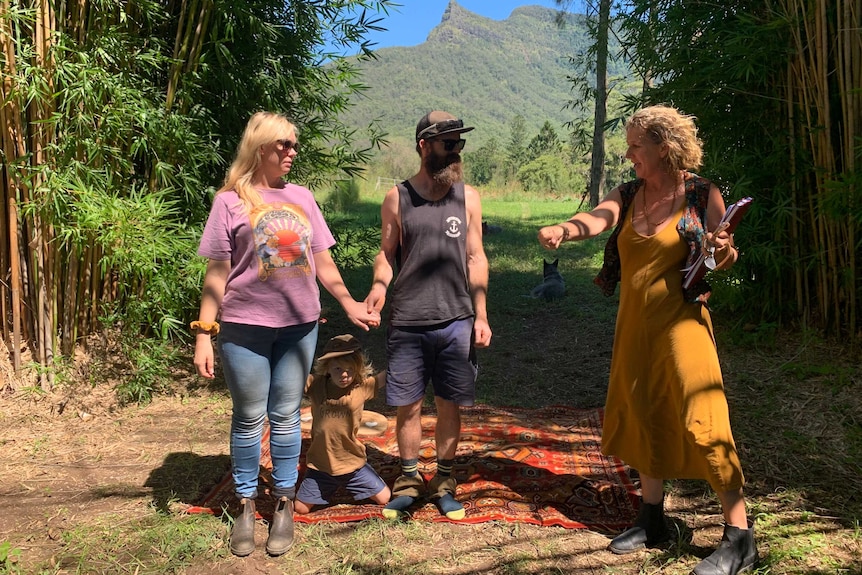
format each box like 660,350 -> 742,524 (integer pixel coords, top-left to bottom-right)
463,114 -> 631,198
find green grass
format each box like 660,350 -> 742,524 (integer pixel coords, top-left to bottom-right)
52,513 -> 226,574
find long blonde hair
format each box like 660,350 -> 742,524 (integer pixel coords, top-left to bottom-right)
218,111 -> 298,211
626,105 -> 703,172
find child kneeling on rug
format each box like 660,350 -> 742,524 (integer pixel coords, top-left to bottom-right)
294,334 -> 390,514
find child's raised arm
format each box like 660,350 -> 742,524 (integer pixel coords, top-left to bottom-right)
374,371 -> 386,389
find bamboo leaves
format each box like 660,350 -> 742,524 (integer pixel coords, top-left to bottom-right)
618,0 -> 862,336
1,0 -> 394,391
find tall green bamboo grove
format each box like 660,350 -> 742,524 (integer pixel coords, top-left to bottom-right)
0,0 -> 392,388
618,0 -> 861,336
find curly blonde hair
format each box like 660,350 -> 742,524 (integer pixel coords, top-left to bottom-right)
626,105 -> 703,172
218,111 -> 298,211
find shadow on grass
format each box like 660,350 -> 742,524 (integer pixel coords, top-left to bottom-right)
145,452 -> 231,513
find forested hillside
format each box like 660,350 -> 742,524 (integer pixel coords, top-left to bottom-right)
339,2 -> 631,148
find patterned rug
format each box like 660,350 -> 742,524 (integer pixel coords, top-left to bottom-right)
187,405 -> 638,532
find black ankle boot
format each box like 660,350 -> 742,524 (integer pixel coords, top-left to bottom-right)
266,496 -> 295,556
229,497 -> 256,557
692,524 -> 757,575
608,498 -> 670,554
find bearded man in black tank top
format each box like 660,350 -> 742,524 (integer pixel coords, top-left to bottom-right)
365,111 -> 492,520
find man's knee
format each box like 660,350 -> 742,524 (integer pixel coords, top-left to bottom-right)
396,400 -> 423,422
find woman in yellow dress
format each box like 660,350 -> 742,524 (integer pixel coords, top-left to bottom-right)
538,105 -> 756,575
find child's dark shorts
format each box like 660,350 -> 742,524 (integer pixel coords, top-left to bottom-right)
296,463 -> 386,505
385,317 -> 478,407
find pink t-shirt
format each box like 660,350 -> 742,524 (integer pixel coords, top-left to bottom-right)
197,185 -> 335,328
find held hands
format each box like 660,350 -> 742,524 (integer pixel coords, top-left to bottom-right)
538,224 -> 567,250
364,283 -> 387,320
343,299 -> 380,331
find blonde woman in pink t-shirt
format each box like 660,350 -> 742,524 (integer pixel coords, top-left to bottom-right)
192,112 -> 379,558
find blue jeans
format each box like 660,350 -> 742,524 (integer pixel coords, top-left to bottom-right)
217,321 -> 318,499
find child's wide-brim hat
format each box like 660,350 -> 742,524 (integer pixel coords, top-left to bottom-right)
317,334 -> 361,361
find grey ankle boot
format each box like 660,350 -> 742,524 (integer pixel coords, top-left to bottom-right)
229,498 -> 256,557
608,498 -> 670,554
265,496 -> 295,556
692,524 -> 757,575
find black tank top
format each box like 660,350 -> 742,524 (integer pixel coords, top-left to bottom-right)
389,181 -> 474,327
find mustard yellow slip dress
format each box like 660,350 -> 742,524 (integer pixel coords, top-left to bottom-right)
600,200 -> 744,493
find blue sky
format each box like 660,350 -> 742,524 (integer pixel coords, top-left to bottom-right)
363,1 -> 585,50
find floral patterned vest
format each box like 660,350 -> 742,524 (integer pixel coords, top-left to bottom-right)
593,172 -> 712,303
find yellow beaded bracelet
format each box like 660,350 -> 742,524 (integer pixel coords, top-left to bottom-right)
190,320 -> 220,335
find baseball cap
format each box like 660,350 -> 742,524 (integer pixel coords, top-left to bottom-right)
317,334 -> 362,361
415,111 -> 475,142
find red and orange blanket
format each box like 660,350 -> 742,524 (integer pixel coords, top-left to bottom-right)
188,405 -> 637,532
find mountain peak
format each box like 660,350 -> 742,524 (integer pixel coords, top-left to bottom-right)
442,0 -> 460,20
340,5 -> 629,148
428,0 -> 490,44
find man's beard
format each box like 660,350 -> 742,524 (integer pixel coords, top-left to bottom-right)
426,152 -> 463,188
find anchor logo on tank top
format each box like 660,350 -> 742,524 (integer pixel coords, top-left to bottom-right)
445,216 -> 462,238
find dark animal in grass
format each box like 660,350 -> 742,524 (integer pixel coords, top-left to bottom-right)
482,221 -> 502,235
528,259 -> 566,301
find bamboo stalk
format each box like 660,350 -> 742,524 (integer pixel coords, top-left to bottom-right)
8,198 -> 21,372
184,0 -> 213,82
813,0 -> 830,330
1,0 -> 28,369
837,0 -> 860,334
785,58 -> 804,325
0,36 -> 9,343
31,0 -> 57,388
75,242 -> 92,348
90,244 -> 100,333
64,243 -> 78,355
166,0 -> 191,111
76,0 -> 86,43
0,177 -> 7,344
817,0 -> 840,333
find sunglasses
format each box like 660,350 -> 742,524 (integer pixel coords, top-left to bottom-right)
274,139 -> 300,153
434,138 -> 466,152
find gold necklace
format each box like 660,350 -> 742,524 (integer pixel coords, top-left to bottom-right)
641,185 -> 678,228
